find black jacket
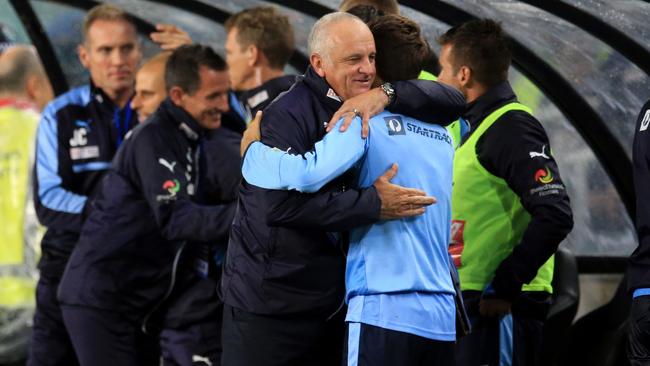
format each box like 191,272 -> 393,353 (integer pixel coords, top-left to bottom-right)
629,100 -> 650,291
461,81 -> 574,300
234,74 -> 299,121
33,83 -> 137,275
58,99 -> 235,317
201,76 -> 299,204
220,67 -> 465,316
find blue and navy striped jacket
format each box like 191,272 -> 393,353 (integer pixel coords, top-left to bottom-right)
33,83 -> 136,272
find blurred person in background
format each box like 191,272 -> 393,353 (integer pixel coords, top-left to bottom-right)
131,52 -> 170,123
339,0 -> 399,14
131,48 -> 243,366
0,44 -> 53,366
57,44 -> 236,366
224,5 -> 297,123
29,4 -> 141,365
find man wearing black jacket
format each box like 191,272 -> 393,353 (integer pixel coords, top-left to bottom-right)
628,101 -> 650,365
220,12 -> 465,366
436,20 -> 573,366
58,45 -> 235,366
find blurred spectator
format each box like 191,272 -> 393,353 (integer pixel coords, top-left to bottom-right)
57,44 -> 235,366
345,4 -> 384,23
0,45 -> 52,365
131,52 -> 170,123
224,6 -> 297,122
29,4 -> 141,365
339,0 -> 399,14
131,46 -> 242,365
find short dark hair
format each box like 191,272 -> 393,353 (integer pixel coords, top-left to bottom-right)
368,14 -> 428,82
339,0 -> 399,15
165,44 -> 226,95
225,6 -> 294,70
346,5 -> 384,24
437,19 -> 511,87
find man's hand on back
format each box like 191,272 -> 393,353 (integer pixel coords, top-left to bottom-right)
374,163 -> 436,220
241,111 -> 263,156
327,87 -> 389,139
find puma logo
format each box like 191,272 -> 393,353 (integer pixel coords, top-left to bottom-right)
158,158 -> 176,173
529,145 -> 550,159
191,354 -> 213,366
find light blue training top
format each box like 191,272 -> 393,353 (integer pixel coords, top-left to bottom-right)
243,111 -> 456,341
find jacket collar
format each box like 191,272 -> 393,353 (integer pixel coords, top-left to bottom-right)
237,74 -> 298,111
302,66 -> 343,114
160,98 -> 204,141
89,79 -> 133,113
463,81 -> 517,131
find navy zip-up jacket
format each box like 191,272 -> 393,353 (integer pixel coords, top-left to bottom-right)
33,82 -> 136,274
220,67 -> 465,316
58,99 -> 235,317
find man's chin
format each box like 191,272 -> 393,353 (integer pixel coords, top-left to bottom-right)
201,118 -> 221,130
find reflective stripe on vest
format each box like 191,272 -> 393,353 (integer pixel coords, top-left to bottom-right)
450,102 -> 554,293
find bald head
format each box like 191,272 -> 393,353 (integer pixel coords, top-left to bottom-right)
308,12 -> 369,61
0,45 -> 53,110
309,12 -> 376,101
131,52 -> 170,123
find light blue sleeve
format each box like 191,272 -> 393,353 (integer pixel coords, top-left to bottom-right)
242,117 -> 368,193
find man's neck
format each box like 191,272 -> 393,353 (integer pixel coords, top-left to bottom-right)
240,67 -> 285,91
0,91 -> 29,102
101,87 -> 133,109
465,85 -> 487,104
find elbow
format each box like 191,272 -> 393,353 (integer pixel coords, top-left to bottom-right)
295,176 -> 326,193
544,206 -> 575,240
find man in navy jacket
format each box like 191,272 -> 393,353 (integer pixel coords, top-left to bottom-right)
58,45 -> 235,366
220,12 -> 465,366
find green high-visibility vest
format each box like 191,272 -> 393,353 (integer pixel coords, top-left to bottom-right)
451,102 -> 554,293
0,104 -> 39,308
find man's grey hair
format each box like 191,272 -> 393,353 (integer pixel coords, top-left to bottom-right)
0,45 -> 44,94
308,12 -> 365,59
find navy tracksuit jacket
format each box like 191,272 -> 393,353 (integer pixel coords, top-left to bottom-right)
58,98 -> 235,319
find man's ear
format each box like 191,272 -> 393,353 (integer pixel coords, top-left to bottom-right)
25,75 -> 38,100
169,86 -> 185,107
310,54 -> 326,77
78,44 -> 90,69
247,44 -> 259,67
459,65 -> 472,88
